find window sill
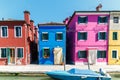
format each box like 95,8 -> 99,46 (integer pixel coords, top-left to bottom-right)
98,39 -> 106,41
1,37 -> 8,38
15,37 -> 22,38
78,40 -> 87,41
42,40 -> 48,41
0,58 -> 7,59
98,23 -> 108,25
78,23 -> 87,25
56,40 -> 63,41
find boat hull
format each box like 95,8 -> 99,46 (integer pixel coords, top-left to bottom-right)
46,68 -> 111,80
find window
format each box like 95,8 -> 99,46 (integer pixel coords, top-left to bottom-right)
17,48 -> 23,58
42,32 -> 49,41
43,48 -> 50,58
97,51 -> 106,58
1,48 -> 7,58
15,26 -> 22,37
98,32 -> 106,40
113,32 -> 118,40
113,17 -> 119,23
56,32 -> 63,41
78,16 -> 88,24
78,51 -> 87,58
98,16 -> 108,23
112,50 -> 117,59
1,26 -> 8,38
78,32 -> 87,40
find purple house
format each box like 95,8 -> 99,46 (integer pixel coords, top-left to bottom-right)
67,11 -> 110,65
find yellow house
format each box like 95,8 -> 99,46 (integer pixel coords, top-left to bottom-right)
108,11 -> 120,65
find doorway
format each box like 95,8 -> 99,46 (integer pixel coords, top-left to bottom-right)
7,48 -> 15,64
88,49 -> 97,65
53,47 -> 63,65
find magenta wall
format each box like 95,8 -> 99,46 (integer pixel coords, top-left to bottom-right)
67,13 -> 109,64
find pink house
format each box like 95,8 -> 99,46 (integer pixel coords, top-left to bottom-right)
67,11 -> 110,65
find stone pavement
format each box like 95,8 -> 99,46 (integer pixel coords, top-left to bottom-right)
0,65 -> 120,73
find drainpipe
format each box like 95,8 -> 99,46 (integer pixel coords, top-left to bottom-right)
64,27 -> 66,71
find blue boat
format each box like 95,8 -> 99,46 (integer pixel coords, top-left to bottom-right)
46,68 -> 111,80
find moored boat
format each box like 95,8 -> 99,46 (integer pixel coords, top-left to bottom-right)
46,68 -> 111,80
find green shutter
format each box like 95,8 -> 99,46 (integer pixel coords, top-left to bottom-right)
78,51 -> 80,58
105,32 -> 107,40
85,32 -> 87,40
86,17 -> 88,23
105,17 -> 108,23
113,32 -> 117,40
78,32 -> 81,40
98,32 -> 100,40
98,16 -> 100,23
78,17 -> 81,23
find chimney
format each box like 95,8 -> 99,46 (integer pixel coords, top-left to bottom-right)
63,16 -> 71,24
24,10 -> 30,24
96,4 -> 102,11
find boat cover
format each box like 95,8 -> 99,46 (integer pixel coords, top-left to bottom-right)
68,68 -> 101,76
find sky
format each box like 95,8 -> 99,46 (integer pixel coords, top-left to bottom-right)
0,0 -> 120,26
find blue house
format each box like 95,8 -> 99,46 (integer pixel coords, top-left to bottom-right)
38,22 -> 66,65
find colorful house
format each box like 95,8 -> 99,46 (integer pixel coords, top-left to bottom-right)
38,22 -> 66,65
0,11 -> 36,65
67,11 -> 110,65
108,11 -> 120,65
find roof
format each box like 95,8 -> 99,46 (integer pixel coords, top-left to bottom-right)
38,22 -> 66,27
0,20 -> 25,22
67,10 -> 120,26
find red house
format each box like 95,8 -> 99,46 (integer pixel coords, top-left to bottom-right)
0,11 -> 36,65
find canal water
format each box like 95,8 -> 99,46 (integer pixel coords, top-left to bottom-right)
0,76 -> 119,80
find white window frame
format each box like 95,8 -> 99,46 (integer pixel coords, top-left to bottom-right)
42,32 -> 49,41
113,16 -> 119,23
56,32 -> 63,41
16,47 -> 24,59
43,47 -> 50,59
98,31 -> 107,41
98,16 -> 108,25
97,50 -> 106,59
1,26 -> 8,38
78,16 -> 88,24
0,47 -> 7,58
111,50 -> 118,59
14,26 -> 22,38
78,50 -> 87,59
78,31 -> 87,41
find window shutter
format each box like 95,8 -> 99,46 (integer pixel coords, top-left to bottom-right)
105,32 -> 107,40
98,32 -> 100,40
85,32 -> 87,40
78,17 -> 81,23
105,17 -> 108,23
98,16 -> 100,23
85,17 -> 88,23
78,32 -> 81,40
78,51 -> 80,58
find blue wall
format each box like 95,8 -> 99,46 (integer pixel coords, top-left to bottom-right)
38,25 -> 66,65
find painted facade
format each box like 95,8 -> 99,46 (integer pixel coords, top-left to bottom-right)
67,11 -> 110,65
0,11 -> 37,65
38,23 -> 66,65
108,11 -> 120,65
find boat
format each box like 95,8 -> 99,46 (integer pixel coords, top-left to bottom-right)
46,68 -> 111,80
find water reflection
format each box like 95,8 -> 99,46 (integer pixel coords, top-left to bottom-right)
0,76 -> 54,80
0,76 -> 119,80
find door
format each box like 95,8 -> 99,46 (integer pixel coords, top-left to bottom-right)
88,49 -> 97,65
53,47 -> 63,65
7,48 -> 15,64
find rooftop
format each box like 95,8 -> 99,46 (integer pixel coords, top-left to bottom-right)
38,22 -> 65,26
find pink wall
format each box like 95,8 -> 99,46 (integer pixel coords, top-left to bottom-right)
67,13 -> 109,64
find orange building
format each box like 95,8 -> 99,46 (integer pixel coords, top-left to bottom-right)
0,11 -> 37,65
